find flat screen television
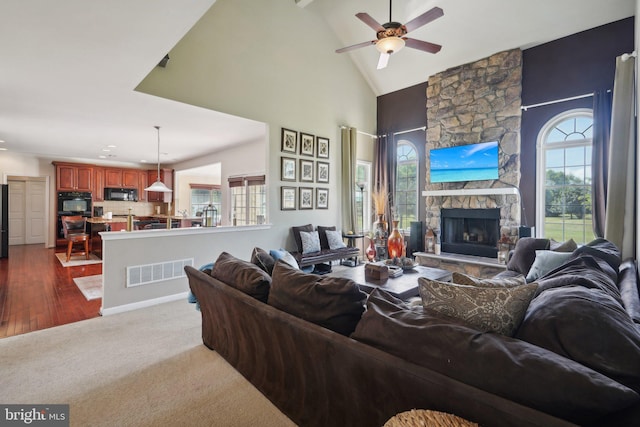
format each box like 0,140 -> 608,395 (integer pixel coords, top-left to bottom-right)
429,141 -> 499,183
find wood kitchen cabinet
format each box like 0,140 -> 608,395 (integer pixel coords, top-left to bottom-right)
123,170 -> 139,188
54,163 -> 93,192
93,167 -> 104,201
138,171 -> 148,202
105,168 -> 141,189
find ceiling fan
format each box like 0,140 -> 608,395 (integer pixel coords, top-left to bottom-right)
336,0 -> 443,69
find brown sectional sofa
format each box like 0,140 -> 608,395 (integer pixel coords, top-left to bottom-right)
186,239 -> 640,426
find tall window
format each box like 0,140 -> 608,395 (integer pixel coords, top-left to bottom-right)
355,161 -> 372,233
395,140 -> 418,230
537,109 -> 595,244
229,175 -> 266,225
190,184 -> 221,223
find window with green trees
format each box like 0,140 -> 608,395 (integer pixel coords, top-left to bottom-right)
395,141 -> 418,230
537,110 -> 595,244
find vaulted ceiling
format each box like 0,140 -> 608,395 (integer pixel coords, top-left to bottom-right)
0,0 -> 634,166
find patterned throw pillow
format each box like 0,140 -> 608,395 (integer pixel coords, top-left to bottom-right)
418,278 -> 538,336
452,272 -> 527,287
325,230 -> 346,250
300,230 -> 321,254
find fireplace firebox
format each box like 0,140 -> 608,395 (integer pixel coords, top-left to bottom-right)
441,208 -> 500,258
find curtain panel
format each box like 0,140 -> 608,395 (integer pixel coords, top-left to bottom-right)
592,90 -> 612,238
341,127 -> 357,233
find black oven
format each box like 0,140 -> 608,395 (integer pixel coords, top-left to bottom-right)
57,192 -> 92,239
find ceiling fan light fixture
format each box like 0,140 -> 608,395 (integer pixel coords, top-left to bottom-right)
144,126 -> 173,193
375,37 -> 405,54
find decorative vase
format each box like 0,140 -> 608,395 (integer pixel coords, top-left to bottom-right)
387,220 -> 404,259
373,214 -> 388,243
365,239 -> 377,262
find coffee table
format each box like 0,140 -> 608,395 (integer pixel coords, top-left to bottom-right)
329,264 -> 452,300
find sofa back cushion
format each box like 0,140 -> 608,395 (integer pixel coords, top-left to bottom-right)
251,247 -> 276,275
211,252 -> 272,303
268,260 -> 367,335
506,238 -> 550,275
351,289 -> 640,424
317,225 -> 336,250
619,259 -> 640,323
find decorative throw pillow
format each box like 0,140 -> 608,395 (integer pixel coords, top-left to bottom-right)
269,248 -> 300,269
317,225 -> 337,250
292,224 -> 314,253
525,250 -> 574,282
325,230 -> 347,250
506,238 -> 550,275
210,252 -> 271,302
300,230 -> 321,254
269,260 -> 367,335
452,272 -> 526,287
251,247 -> 276,275
550,238 -> 578,252
418,278 -> 538,336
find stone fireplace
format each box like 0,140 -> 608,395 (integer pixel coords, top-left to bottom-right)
424,49 -> 523,249
441,208 -> 500,258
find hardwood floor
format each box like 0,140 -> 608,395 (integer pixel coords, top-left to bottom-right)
0,244 -> 102,338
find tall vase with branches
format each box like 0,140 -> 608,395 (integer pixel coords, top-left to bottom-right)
372,184 -> 388,245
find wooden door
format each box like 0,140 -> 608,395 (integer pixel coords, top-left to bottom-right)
25,180 -> 46,244
8,181 -> 25,245
122,170 -> 138,188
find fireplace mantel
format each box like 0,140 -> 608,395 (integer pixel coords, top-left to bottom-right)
422,188 -> 518,197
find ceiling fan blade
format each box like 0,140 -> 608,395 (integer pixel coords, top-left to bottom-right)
356,12 -> 385,32
403,7 -> 444,33
377,53 -> 390,70
404,37 -> 442,54
336,40 -> 376,54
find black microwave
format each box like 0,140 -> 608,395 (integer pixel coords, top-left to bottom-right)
104,188 -> 138,202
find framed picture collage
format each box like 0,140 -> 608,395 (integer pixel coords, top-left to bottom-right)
280,127 -> 330,211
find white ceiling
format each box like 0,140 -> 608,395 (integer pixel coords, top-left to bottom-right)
0,0 -> 635,166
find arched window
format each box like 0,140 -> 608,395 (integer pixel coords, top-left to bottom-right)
395,140 -> 418,230
536,109 -> 594,244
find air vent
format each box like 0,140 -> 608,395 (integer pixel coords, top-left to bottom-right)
126,258 -> 194,287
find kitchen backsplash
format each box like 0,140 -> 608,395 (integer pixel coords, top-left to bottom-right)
93,201 -> 167,216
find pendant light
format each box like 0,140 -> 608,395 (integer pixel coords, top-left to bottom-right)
144,126 -> 173,193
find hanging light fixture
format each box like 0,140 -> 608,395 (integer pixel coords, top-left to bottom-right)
144,126 -> 173,193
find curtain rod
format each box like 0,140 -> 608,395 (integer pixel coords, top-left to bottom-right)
339,126 -> 377,139
521,89 -> 612,112
393,126 -> 426,136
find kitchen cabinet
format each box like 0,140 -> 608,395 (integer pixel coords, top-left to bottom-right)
55,163 -> 93,192
93,167 -> 104,201
123,170 -> 139,188
138,171 -> 148,202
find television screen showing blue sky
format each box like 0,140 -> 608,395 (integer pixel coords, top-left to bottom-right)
430,141 -> 499,183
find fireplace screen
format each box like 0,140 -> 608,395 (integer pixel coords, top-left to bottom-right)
441,208 -> 500,258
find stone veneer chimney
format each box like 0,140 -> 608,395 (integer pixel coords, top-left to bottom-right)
425,49 -> 523,239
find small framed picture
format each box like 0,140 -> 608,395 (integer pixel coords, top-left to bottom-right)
300,132 -> 315,156
316,161 -> 329,183
281,128 -> 297,153
299,187 -> 313,210
316,188 -> 329,209
281,186 -> 296,210
299,159 -> 314,182
316,137 -> 329,159
281,157 -> 296,182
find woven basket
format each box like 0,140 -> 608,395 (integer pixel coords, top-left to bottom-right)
383,409 -> 479,427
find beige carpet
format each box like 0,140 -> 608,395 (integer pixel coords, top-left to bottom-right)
73,274 -> 103,300
56,252 -> 102,267
0,300 -> 296,427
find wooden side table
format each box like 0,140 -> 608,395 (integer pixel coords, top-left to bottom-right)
341,233 -> 364,266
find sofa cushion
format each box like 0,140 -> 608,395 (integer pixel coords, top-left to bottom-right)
351,289 -> 640,424
325,230 -> 347,250
292,224 -> 314,253
517,284 -> 640,394
210,252 -> 271,302
525,250 -> 574,282
251,247 -> 276,275
452,272 -> 526,287
619,259 -> 640,323
506,237 -> 550,275
270,248 -> 300,269
300,230 -> 321,254
419,278 -> 537,336
317,225 -> 336,250
269,260 -> 367,335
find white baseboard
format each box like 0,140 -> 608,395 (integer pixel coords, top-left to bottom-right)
100,291 -> 190,316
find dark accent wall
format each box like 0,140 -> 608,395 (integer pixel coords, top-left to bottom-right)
377,17 -> 634,229
520,17 -> 634,226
